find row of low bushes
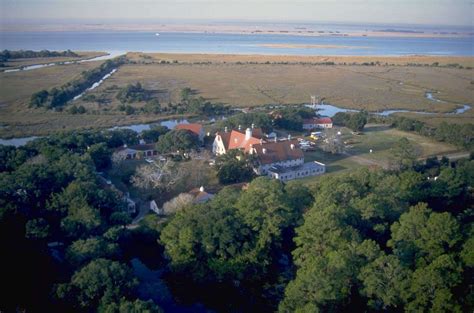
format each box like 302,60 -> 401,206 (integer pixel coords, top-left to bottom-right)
0,49 -> 79,62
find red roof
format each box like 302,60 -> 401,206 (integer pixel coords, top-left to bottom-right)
228,130 -> 262,152
303,117 -> 332,125
217,128 -> 265,152
251,128 -> 264,139
251,140 -> 304,165
175,123 -> 203,136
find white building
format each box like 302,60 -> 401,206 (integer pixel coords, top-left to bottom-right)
249,140 -> 305,175
303,117 -> 333,130
267,161 -> 326,182
213,127 -> 326,182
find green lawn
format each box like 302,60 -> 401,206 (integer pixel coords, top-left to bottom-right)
304,149 -> 362,173
298,124 -> 464,186
347,124 -> 460,161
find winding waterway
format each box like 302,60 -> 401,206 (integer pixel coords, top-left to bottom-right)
1,90 -> 470,147
0,119 -> 190,147
310,91 -> 471,117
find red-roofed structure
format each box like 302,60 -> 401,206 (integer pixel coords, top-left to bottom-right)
249,140 -> 305,175
212,127 -> 264,155
175,123 -> 205,141
303,117 -> 333,130
212,127 -> 326,181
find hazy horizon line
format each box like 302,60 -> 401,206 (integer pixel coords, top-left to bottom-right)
2,17 -> 472,29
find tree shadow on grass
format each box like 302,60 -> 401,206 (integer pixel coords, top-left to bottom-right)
363,124 -> 392,133
326,164 -> 347,173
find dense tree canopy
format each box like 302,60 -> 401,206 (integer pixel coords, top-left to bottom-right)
217,112 -> 273,133
273,106 -> 316,131
0,130 -> 162,312
0,49 -> 78,61
330,111 -> 368,132
140,125 -> 169,143
279,166 -> 472,312
1,128 -> 472,312
346,110 -> 368,132
160,178 -> 313,310
155,129 -> 199,153
116,82 -> 152,103
57,258 -> 137,309
216,150 -> 255,184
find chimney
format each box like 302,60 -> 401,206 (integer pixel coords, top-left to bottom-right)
290,144 -> 295,150
238,125 -> 242,131
224,126 -> 228,133
245,128 -> 252,140
262,148 -> 267,154
139,139 -> 145,144
199,186 -> 204,192
288,134 -> 291,140
274,136 -> 277,143
251,123 -> 255,129
123,144 -> 127,148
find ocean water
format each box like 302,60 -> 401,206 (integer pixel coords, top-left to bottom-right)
1,31 -> 473,56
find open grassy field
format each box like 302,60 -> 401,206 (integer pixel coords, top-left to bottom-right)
342,124 -> 460,162
0,53 -> 472,137
1,51 -> 107,71
299,123 -> 462,185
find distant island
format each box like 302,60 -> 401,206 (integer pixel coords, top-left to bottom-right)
378,29 -> 425,33
258,43 -> 369,50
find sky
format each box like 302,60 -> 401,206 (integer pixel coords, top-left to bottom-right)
1,0 -> 473,26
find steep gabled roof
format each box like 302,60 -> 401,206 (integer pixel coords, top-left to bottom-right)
216,128 -> 265,152
252,140 -> 304,165
216,131 -> 231,149
227,130 -> 262,152
250,128 -> 264,139
175,123 -> 203,136
303,117 -> 333,125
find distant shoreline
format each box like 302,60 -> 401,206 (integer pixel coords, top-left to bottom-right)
258,44 -> 370,50
1,23 -> 472,39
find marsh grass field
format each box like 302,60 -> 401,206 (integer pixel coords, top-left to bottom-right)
0,52 -> 473,138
